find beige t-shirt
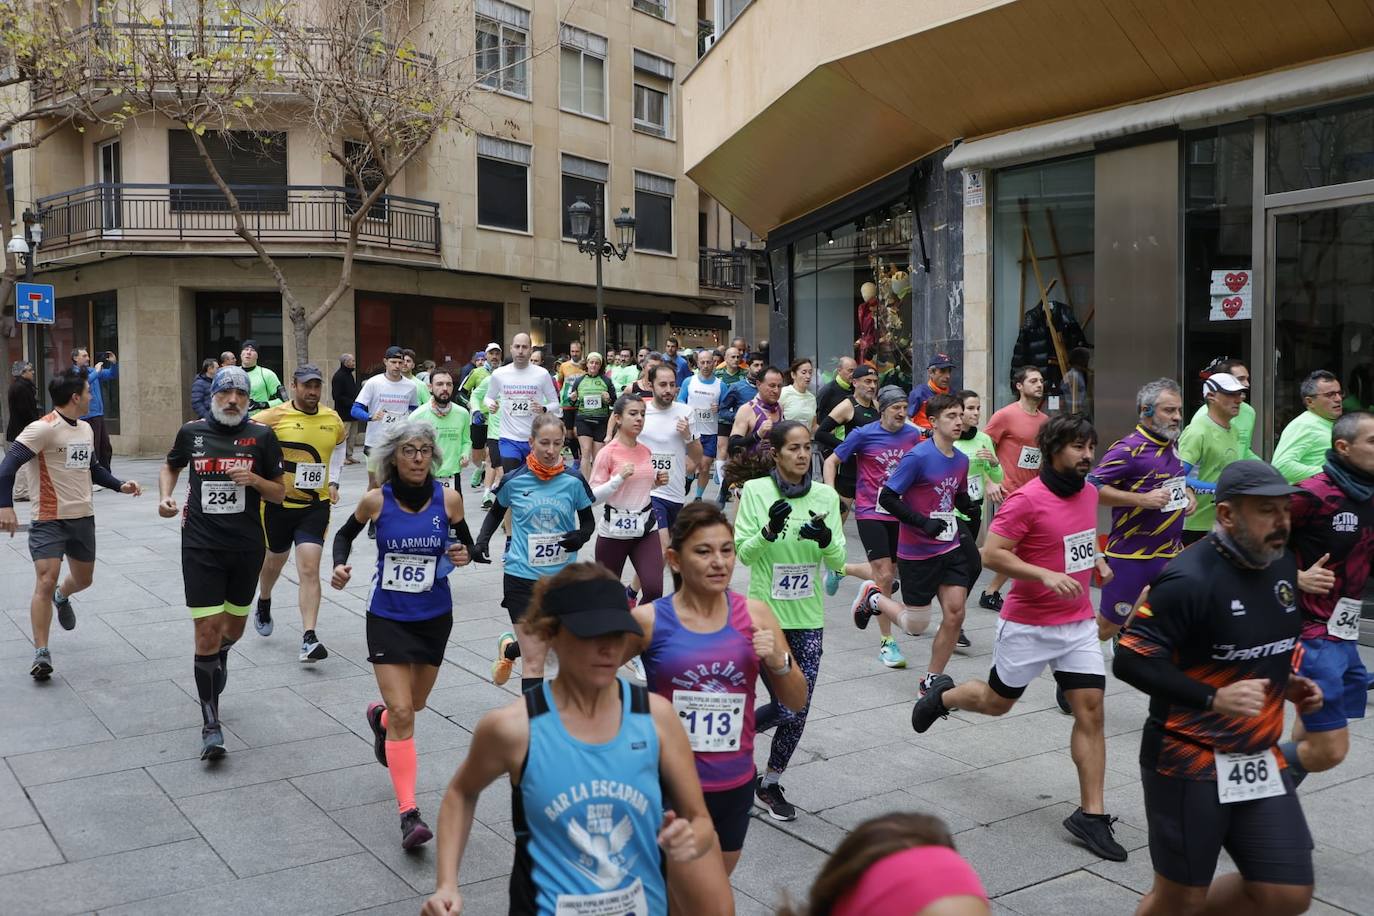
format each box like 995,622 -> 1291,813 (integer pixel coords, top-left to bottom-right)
17,412 -> 97,521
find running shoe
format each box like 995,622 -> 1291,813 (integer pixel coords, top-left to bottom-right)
957,629 -> 972,649
365,702 -> 389,767
626,657 -> 647,682
30,647 -> 52,681
53,590 -> 75,631
911,673 -> 955,733
851,580 -> 881,630
400,808 -> 433,850
300,631 -> 328,663
978,590 -> 1003,611
624,585 -> 639,607
824,567 -> 844,596
491,631 -> 517,686
1055,684 -> 1072,715
1063,808 -> 1127,862
754,778 -> 797,822
878,637 -> 906,669
201,724 -> 226,761
253,598 -> 273,637
469,468 -> 484,489
481,491 -> 494,510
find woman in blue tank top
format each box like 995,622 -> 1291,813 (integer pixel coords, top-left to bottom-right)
422,563 -> 723,916
625,502 -> 805,902
331,418 -> 478,850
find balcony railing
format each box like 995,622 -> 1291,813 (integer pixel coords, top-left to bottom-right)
37,183 -> 441,254
699,247 -> 745,290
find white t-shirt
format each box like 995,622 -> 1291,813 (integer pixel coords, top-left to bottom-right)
485,363 -> 560,442
640,400 -> 694,504
681,374 -> 722,437
355,374 -> 420,447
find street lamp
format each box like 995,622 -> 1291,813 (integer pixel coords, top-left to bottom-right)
9,208 -> 42,367
568,185 -> 634,355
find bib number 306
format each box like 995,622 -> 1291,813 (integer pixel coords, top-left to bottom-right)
1216,749 -> 1285,804
1063,530 -> 1096,574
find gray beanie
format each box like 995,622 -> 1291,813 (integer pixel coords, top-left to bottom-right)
11,360 -> 32,377
877,385 -> 909,413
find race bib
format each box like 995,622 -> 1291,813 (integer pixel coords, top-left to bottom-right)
202,480 -> 246,514
381,553 -> 436,593
581,393 -> 602,410
873,496 -> 891,516
507,397 -> 532,418
932,511 -> 957,542
65,442 -> 93,469
694,406 -> 715,424
435,475 -> 456,490
1161,476 -> 1188,512
672,689 -> 745,752
1215,749 -> 1285,804
967,475 -> 984,501
650,453 -> 674,474
294,462 -> 326,490
1328,597 -> 1363,641
606,506 -> 646,538
771,563 -> 816,600
1016,446 -> 1042,470
1063,529 -> 1096,574
555,878 -> 647,916
528,532 -> 566,567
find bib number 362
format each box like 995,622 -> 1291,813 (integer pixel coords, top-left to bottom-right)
1063,529 -> 1096,574
1017,446 -> 1042,470
1216,749 -> 1285,804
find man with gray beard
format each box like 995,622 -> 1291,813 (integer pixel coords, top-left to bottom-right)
159,366 -> 284,761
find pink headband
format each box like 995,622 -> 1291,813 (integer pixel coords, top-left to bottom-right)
832,845 -> 987,916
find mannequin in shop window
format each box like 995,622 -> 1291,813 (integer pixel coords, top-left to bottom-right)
856,282 -> 879,364
1063,348 -> 1093,419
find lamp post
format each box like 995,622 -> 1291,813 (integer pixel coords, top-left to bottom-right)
568,185 -> 634,355
7,208 -> 43,367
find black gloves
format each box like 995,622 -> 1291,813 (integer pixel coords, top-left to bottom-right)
762,498 -> 792,541
919,515 -> 950,540
797,511 -> 832,549
472,538 -> 491,564
558,529 -> 591,552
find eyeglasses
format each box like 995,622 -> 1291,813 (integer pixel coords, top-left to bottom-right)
400,445 -> 434,459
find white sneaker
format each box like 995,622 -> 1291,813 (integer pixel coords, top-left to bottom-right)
625,657 -> 646,682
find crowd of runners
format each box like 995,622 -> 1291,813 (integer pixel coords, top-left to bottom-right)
1,334 -> 1369,916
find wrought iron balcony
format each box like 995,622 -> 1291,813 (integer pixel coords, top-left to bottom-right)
36,183 -> 441,255
699,246 -> 744,291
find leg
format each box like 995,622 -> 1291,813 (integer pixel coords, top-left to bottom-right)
927,585 -> 968,675
294,543 -> 324,632
629,534 -> 667,603
515,622 -> 548,678
1136,875 -> 1209,916
1063,684 -> 1107,814
759,629 -> 822,776
1201,878 -> 1311,916
29,558 -> 62,648
595,536 -> 634,583
986,571 -> 1008,595
258,549 -> 290,602
373,663 -> 424,817
940,679 -> 1018,716
59,558 -> 95,599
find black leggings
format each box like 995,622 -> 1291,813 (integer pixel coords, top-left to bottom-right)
594,533 -> 666,603
755,627 -> 823,775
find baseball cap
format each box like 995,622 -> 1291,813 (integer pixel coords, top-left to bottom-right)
928,353 -> 956,369
210,366 -> 251,395
240,339 -> 258,351
1215,460 -> 1302,503
546,577 -> 643,638
384,345 -> 405,359
852,365 -> 878,380
486,342 -> 502,353
293,363 -> 324,383
877,385 -> 909,412
1202,372 -> 1246,396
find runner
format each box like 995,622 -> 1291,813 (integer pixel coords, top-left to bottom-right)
588,395 -> 669,605
1272,369 -> 1343,484
678,348 -> 722,502
1279,411 -> 1374,784
401,348 -> 429,405
736,420 -> 846,821
158,366 -> 285,760
239,340 -> 286,412
711,346 -> 747,482
853,393 -> 977,689
1114,461 -> 1321,915
421,563 -> 718,916
1178,372 -> 1251,546
565,350 -> 617,471
909,352 -> 955,431
0,368 -> 142,679
714,352 -> 763,496
779,357 -> 817,430
825,385 -> 923,668
815,356 -> 857,427
627,501 -> 806,889
611,347 -> 640,393
1190,357 -> 1257,456
411,366 -> 472,492
329,418 -> 476,849
351,345 -> 421,504
472,363 -> 505,508
251,365 -> 348,661
725,365 -> 784,482
462,343 -> 501,490
476,412 -> 595,691
485,332 -> 560,472
911,414 -> 1127,862
977,365 -> 1048,611
630,364 -> 699,552
815,364 -> 880,519
953,389 -> 1003,540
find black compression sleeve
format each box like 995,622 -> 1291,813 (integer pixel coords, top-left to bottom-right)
815,415 -> 843,450
878,487 -> 929,529
91,461 -> 123,492
477,501 -> 508,547
0,443 -> 36,509
954,490 -> 975,517
449,517 -> 477,554
1112,645 -> 1216,711
333,514 -> 365,567
577,505 -> 595,540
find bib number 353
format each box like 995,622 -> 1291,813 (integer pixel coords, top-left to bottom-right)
1216,749 -> 1285,804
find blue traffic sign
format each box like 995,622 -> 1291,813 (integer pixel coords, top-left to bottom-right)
16,282 -> 54,324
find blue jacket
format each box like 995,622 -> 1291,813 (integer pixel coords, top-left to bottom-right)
718,377 -> 758,424
191,374 -> 213,420
79,362 -> 117,419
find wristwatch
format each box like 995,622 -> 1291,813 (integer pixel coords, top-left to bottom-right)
769,652 -> 792,676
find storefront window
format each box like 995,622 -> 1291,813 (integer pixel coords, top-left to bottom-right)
1267,96 -> 1374,194
355,292 -> 500,378
991,157 -> 1094,409
39,292 -> 120,425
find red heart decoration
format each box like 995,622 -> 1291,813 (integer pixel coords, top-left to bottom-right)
1224,272 -> 1248,293
1221,296 -> 1243,318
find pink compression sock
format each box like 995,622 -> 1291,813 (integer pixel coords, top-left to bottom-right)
385,737 -> 418,813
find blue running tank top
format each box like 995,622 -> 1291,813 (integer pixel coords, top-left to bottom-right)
510,678 -> 666,916
367,479 -> 452,622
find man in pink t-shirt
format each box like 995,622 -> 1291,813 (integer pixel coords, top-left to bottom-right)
911,414 -> 1128,864
979,365 -> 1049,613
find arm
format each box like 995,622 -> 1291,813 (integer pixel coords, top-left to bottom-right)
540,375 -> 560,413
350,401 -> 372,422
620,604 -> 655,664
1271,426 -> 1322,484
749,599 -> 808,711
483,370 -> 500,413
822,452 -> 840,487
1095,483 -> 1169,510
814,401 -> 851,451
327,433 -> 346,492
1181,461 -> 1216,494
734,483 -> 772,566
727,405 -> 758,455
981,530 -> 1065,588
1113,582 -> 1217,710
90,457 -> 131,493
817,492 -> 847,573
591,474 -> 627,503
0,442 -> 36,509
475,500 -> 509,554
329,490 -> 383,587
878,486 -> 934,529
157,463 -> 183,518
649,695 -> 716,863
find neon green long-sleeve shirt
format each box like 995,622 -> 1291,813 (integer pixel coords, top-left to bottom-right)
1272,409 -> 1334,484
735,475 -> 847,630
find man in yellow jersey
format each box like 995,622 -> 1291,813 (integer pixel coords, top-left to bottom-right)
251,365 -> 347,661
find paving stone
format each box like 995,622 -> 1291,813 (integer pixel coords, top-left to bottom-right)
998,868 -> 1142,913
0,761 -> 38,829
57,655 -> 190,692
147,732 -> 375,798
1300,775 -> 1374,855
0,710 -> 113,758
290,747 -> 466,812
177,779 -> 363,877
726,818 -> 829,912
1311,847 -> 1373,915
214,686 -> 347,747
815,788 -> 980,835
8,725 -> 247,787
0,823 -> 64,875
423,679 -> 524,729
77,678 -> 204,737
28,768 -> 197,860
780,741 -> 972,811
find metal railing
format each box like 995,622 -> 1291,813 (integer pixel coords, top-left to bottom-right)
37,183 -> 441,253
699,247 -> 744,290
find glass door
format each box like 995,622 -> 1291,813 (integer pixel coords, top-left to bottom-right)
98,139 -> 121,231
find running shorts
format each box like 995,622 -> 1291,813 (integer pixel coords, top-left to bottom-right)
835,471 -> 856,501
182,545 -> 265,617
29,516 -> 96,563
262,500 -> 330,553
499,438 -> 531,472
897,548 -> 971,607
502,574 -> 538,624
651,496 -> 683,531
1297,637 -> 1369,733
697,433 -> 718,459
562,408 -> 576,431
856,518 -> 899,563
703,779 -> 755,853
988,617 -> 1104,698
716,421 -> 732,439
486,439 -> 502,468
366,611 -> 452,667
1100,555 -> 1168,625
575,416 -> 609,442
471,423 -> 488,450
1140,765 -> 1313,888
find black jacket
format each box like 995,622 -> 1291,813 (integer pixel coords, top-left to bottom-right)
190,374 -> 213,420
331,365 -> 359,412
1010,300 -> 1088,388
6,376 -> 39,440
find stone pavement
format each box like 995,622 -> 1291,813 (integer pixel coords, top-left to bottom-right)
1,457 -> 1371,915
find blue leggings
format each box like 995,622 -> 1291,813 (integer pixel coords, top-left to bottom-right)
755,627 -> 823,775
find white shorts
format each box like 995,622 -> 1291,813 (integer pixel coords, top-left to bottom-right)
991,617 -> 1104,690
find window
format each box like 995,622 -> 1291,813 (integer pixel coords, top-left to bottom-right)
634,171 -> 674,253
633,0 -> 670,19
475,0 -> 529,97
632,51 -> 674,138
562,154 -> 608,239
343,140 -> 387,221
477,136 -> 530,232
559,25 -> 607,119
2,142 -> 12,216
168,130 -> 287,211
